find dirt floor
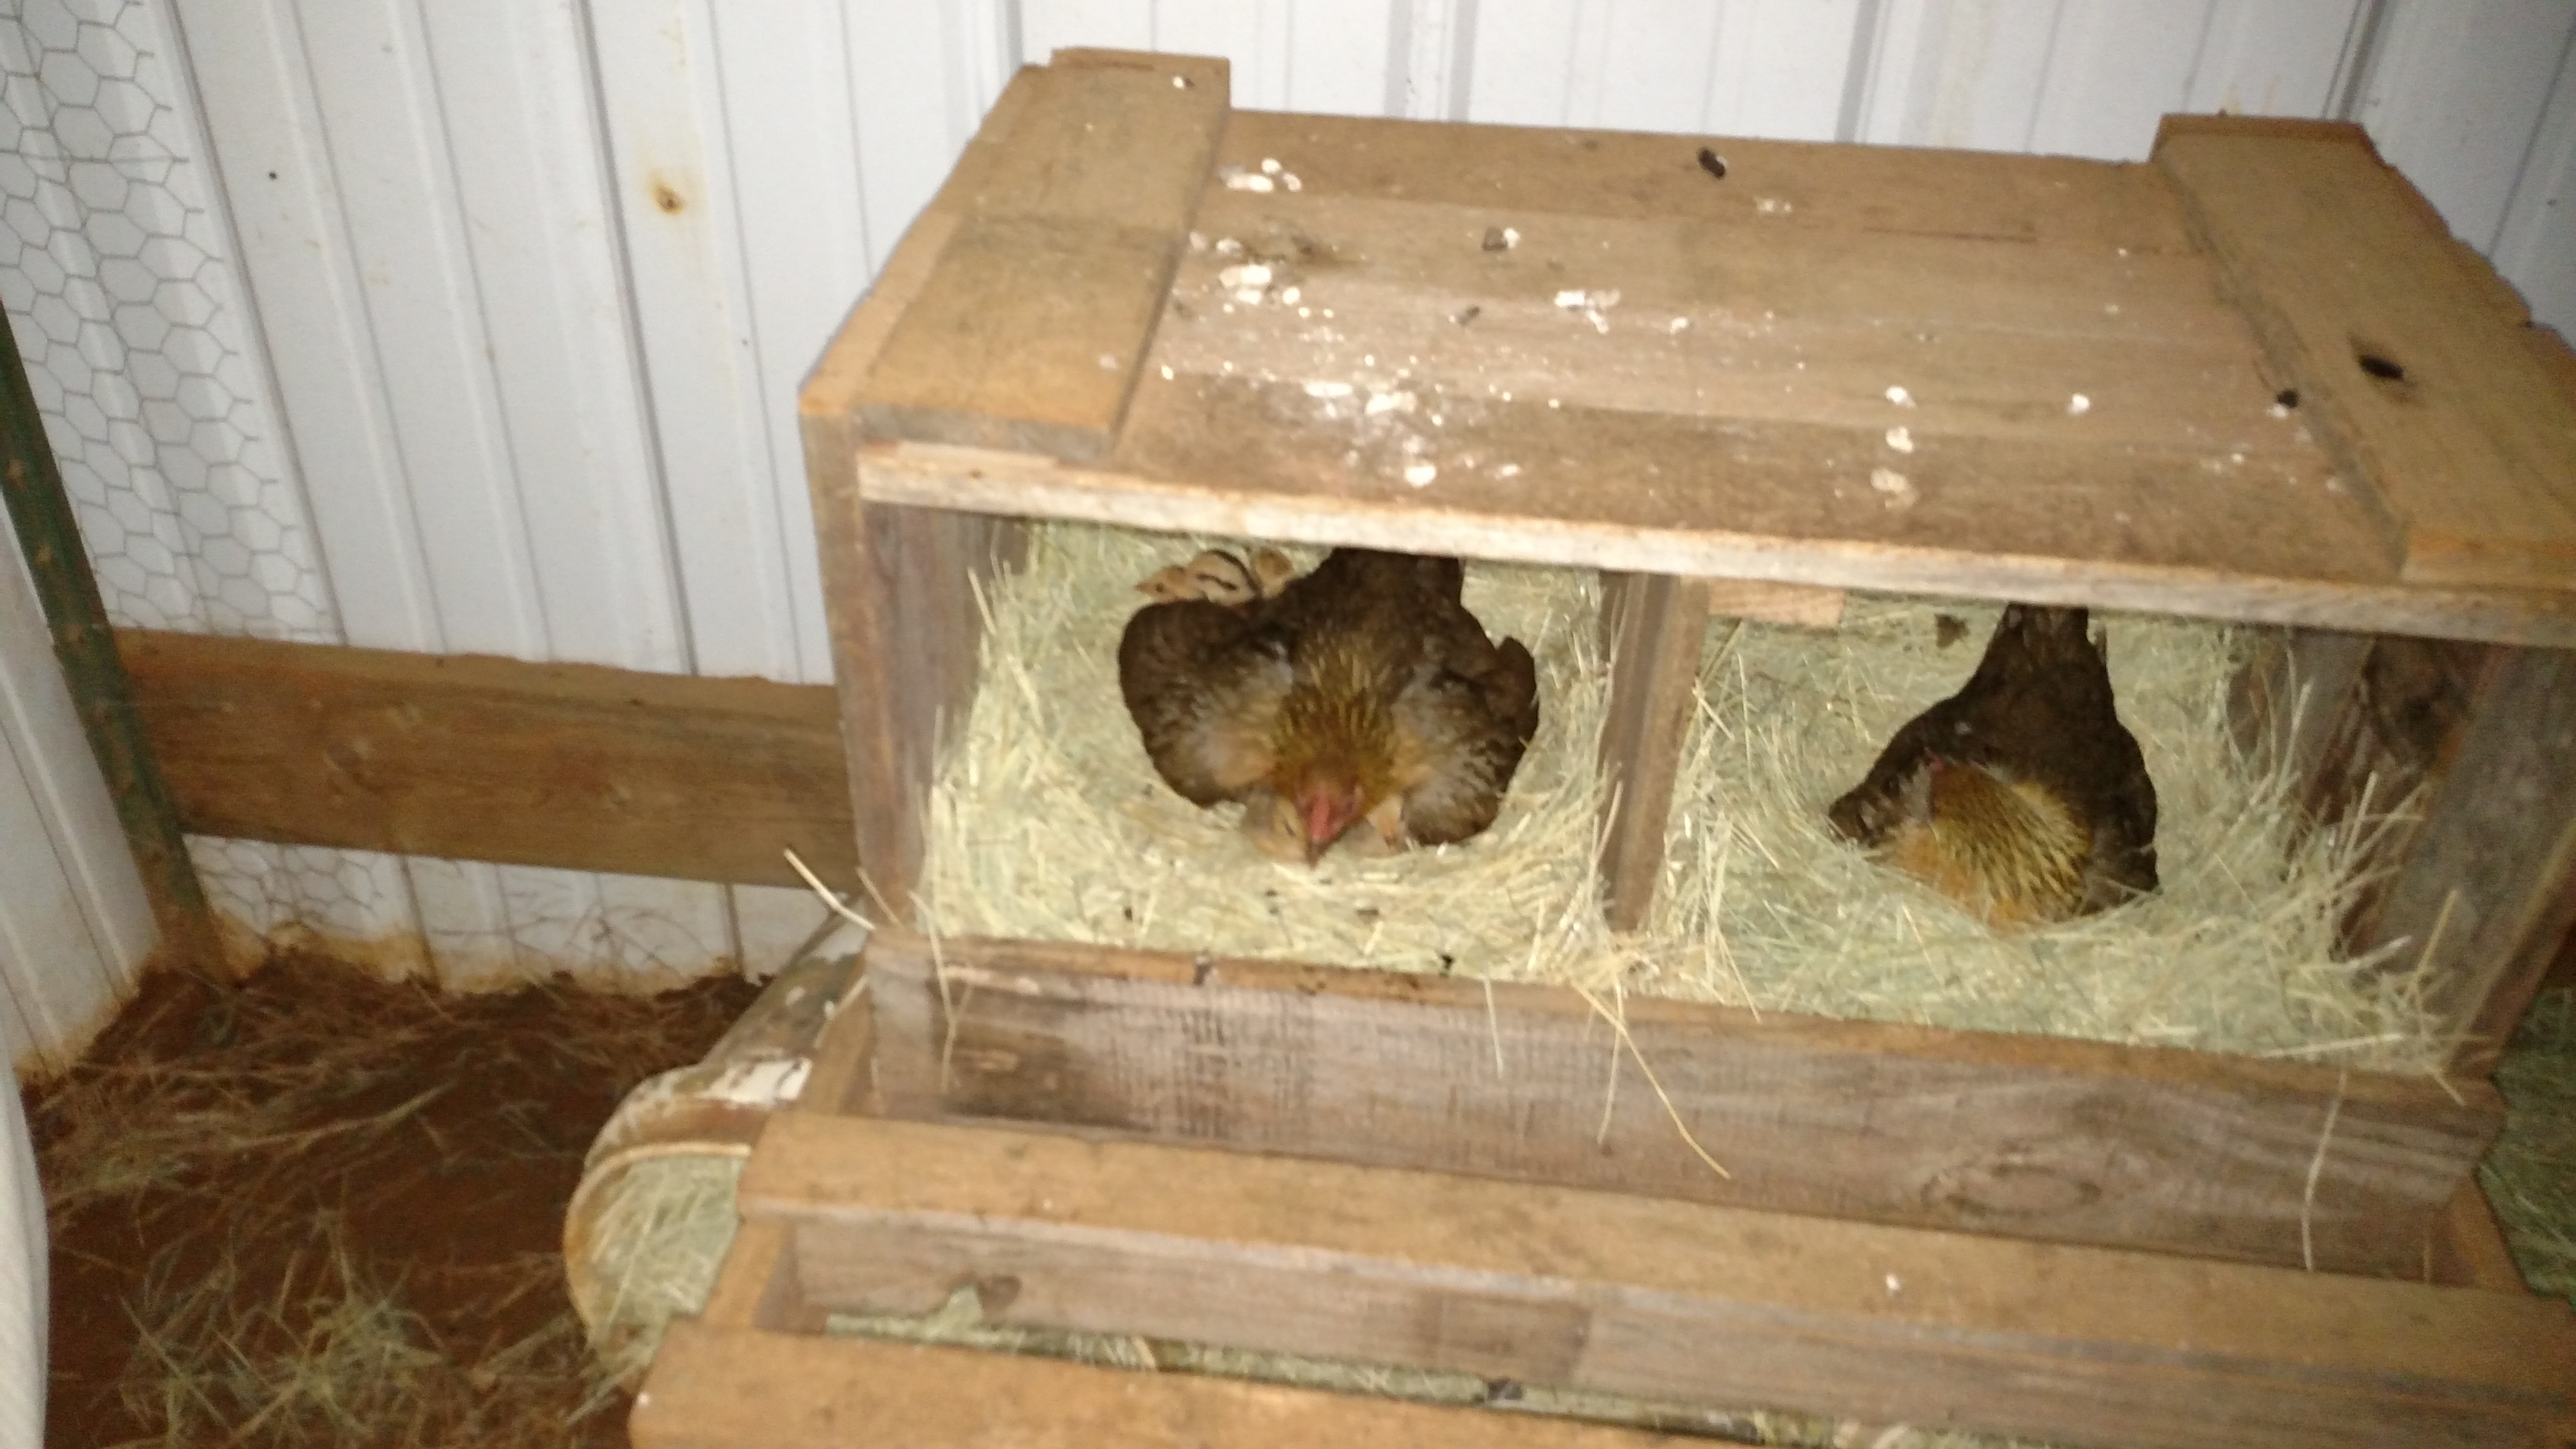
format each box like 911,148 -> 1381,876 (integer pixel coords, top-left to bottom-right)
23,945 -> 2576,1448
30,952 -> 754,1449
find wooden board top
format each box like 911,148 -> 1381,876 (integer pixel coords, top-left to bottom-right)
833,59 -> 2576,645
2155,115 -> 2576,593
850,50 -> 1230,461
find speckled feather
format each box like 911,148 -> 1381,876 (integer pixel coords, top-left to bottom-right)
1118,548 -> 1539,853
1828,604 -> 2158,924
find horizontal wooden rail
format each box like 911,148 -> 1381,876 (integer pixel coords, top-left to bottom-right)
637,1317 -> 1693,1449
739,1112 -> 2576,1449
116,629 -> 855,889
862,932 -> 2500,1279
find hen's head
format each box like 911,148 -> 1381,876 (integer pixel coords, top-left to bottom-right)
1828,752 -> 1941,847
1266,655 -> 1400,865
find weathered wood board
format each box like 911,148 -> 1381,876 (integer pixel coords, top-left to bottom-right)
859,933 -> 2498,1278
2156,116 -> 2576,594
2365,644 -> 2576,1075
854,50 -> 1229,461
1595,572 -> 1710,930
741,1112 -> 2576,1449
634,1319 -> 1698,1449
849,96 -> 2576,647
117,629 -> 852,888
802,61 -> 1055,911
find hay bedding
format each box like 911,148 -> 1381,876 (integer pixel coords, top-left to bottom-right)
883,521 -> 2442,1446
33,954 -> 752,1449
921,521 -> 2441,1073
919,522 -> 1617,986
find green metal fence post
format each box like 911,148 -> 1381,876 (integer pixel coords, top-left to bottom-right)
0,310 -> 226,983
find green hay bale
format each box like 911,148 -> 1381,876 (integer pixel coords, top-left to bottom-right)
2482,987 -> 2576,1299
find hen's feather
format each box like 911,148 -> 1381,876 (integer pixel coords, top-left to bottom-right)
1117,599 -> 1292,805
1828,604 -> 2157,925
1118,547 -> 1540,859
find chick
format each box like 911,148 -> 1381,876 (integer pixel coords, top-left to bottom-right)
1120,547 -> 1539,864
1828,604 -> 2157,926
1134,548 -> 1297,606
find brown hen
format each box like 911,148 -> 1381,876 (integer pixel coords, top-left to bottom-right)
1826,604 -> 2157,927
1119,547 -> 1541,863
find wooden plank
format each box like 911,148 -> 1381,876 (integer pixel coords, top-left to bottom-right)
792,973 -> 876,1120
858,426 -> 2576,653
822,501 -> 1014,915
801,63 -> 1045,916
744,1113 -> 2576,1449
1595,573 -> 1708,931
116,629 -> 852,890
1215,109 -> 2202,247
2355,644 -> 2576,1077
2430,1179 -> 2532,1295
1164,195 -> 2281,458
694,1218 -> 813,1336
1703,579 -> 1843,629
2227,626 -> 2373,811
836,102 -> 2576,646
854,51 -> 1229,461
633,1319 -> 1692,1449
2155,116 -> 2576,594
859,932 -> 2498,1278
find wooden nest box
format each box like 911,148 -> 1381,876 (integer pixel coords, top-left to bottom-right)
640,50 -> 2576,1449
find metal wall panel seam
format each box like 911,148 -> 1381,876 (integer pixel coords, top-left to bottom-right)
0,521 -> 147,1067
2488,26 -> 2576,336
147,0 -> 348,646
588,0 -> 808,687
292,0 -> 549,656
169,0 -> 436,649
2356,0 -> 2576,255
704,0 -> 869,688
417,0 -> 693,677
0,735 -> 112,1071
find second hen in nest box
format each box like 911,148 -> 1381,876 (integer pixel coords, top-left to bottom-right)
1827,604 -> 2160,929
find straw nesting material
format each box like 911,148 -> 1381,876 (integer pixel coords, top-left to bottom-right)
917,522 -> 1618,987
1643,594 -> 2442,1074
919,522 -> 2439,1073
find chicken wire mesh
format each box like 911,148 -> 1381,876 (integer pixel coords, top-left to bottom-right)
0,0 -> 333,641
0,0 -> 790,984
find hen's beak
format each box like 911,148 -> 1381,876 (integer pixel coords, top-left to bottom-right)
1301,793 -> 1344,867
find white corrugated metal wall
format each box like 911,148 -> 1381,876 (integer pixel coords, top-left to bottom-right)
1,0 -> 2573,1066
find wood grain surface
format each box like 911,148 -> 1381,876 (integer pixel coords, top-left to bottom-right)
118,629 -> 851,888
2156,116 -> 2576,593
859,932 -> 2498,1278
1595,572 -> 1709,930
844,100 -> 2576,645
634,1319 -> 1698,1449
2365,644 -> 2576,1076
741,1112 -> 2576,1449
855,50 -> 1229,461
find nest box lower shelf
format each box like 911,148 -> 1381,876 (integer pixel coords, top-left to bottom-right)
628,931 -> 2574,1449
